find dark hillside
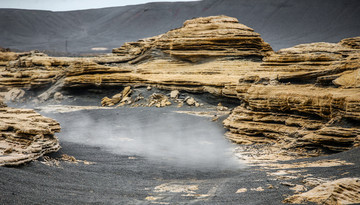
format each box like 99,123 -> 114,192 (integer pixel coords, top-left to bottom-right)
1,0 -> 359,53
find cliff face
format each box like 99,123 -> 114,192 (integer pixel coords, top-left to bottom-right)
0,15 -> 359,161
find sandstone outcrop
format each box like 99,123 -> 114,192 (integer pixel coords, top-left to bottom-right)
284,178 -> 360,205
224,38 -> 360,156
63,15 -> 272,99
0,103 -> 61,166
113,15 -> 273,62
0,51 -> 68,89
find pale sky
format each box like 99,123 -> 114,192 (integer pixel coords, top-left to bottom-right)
0,0 -> 199,11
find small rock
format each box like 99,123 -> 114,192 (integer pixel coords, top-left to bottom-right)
236,188 -> 247,193
147,86 -> 152,91
111,93 -> 123,104
170,90 -> 180,99
121,96 -> 132,103
177,102 -> 184,108
4,88 -> 25,103
101,97 -> 113,106
251,187 -> 264,192
101,86 -> 133,107
216,103 -> 229,111
134,94 -> 144,102
148,93 -> 171,107
121,86 -> 132,98
53,92 -> 64,101
61,154 -> 77,163
185,97 -> 196,106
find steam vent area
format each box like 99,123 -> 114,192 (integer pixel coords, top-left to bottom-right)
1,16 -> 360,204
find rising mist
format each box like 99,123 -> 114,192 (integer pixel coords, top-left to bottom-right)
53,108 -> 243,170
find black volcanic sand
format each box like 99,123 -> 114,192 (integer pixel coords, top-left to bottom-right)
1,105 -> 360,204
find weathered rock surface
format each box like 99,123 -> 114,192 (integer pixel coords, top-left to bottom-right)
101,86 -> 133,107
63,15 -> 271,98
113,15 -> 273,62
0,16 -> 271,100
284,178 -> 360,205
0,51 -> 68,90
0,104 -> 61,166
225,38 -> 360,156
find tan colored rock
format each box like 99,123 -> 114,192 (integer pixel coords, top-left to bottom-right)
333,69 -> 360,88
216,103 -> 228,111
339,36 -> 360,49
148,93 -> 171,108
0,106 -> 61,166
224,37 -> 360,157
185,97 -> 196,106
170,90 -> 180,99
284,178 -> 360,205
101,97 -> 113,107
4,88 -> 25,103
53,92 -> 64,101
101,86 -> 133,107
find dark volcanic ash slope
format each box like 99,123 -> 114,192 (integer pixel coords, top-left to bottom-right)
1,0 -> 360,53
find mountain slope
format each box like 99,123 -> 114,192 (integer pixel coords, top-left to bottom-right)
0,0 -> 359,53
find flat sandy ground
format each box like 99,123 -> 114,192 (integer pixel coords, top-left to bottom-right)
0,105 -> 359,204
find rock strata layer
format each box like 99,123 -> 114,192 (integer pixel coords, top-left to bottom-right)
112,15 -> 273,62
224,37 -> 360,156
0,102 -> 61,166
284,178 -> 360,205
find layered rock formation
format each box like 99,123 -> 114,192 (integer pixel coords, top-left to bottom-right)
224,37 -> 360,156
0,102 -> 61,166
0,16 -> 272,100
113,16 -> 272,62
64,15 -> 272,98
0,15 -> 359,162
284,178 -> 360,204
0,50 -> 69,92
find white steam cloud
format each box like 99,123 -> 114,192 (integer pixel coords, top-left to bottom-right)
56,108 -> 243,170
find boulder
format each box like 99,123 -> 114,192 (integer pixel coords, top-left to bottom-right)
4,88 -> 25,103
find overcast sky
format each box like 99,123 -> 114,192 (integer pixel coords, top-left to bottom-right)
0,0 -> 199,11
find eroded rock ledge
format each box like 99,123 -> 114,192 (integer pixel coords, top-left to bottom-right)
0,102 -> 60,166
225,38 -> 360,157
